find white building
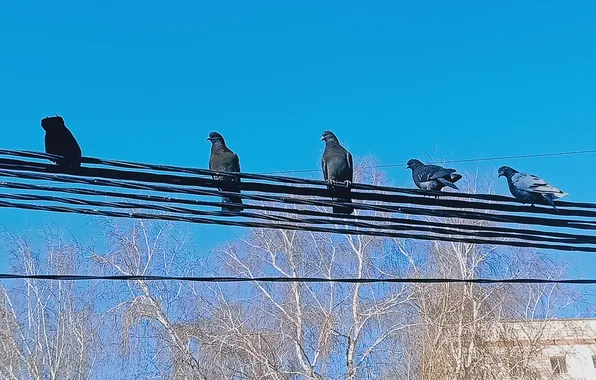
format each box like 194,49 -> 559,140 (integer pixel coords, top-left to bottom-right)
492,318 -> 596,379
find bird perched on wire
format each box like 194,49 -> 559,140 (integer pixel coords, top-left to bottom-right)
207,132 -> 244,212
41,115 -> 82,169
498,166 -> 568,211
321,130 -> 354,215
406,159 -> 462,191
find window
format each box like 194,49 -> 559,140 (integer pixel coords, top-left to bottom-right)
550,356 -> 567,375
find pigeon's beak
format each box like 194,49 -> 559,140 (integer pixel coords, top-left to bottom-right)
320,136 -> 325,141
206,137 -> 212,141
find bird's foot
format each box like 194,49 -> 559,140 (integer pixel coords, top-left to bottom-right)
343,180 -> 352,188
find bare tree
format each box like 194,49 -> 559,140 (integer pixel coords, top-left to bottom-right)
0,227 -> 102,380
180,159 -> 418,379
91,218 -> 207,379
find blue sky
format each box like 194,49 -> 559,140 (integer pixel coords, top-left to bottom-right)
1,1 -> 595,279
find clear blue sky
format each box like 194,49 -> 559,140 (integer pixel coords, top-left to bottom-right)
1,1 -> 595,278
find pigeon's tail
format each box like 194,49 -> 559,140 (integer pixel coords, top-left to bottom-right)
221,195 -> 245,212
437,177 -> 459,190
332,198 -> 354,215
450,173 -> 463,183
541,194 -> 559,213
328,186 -> 354,215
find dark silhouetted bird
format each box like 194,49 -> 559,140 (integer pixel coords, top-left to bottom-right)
207,132 -> 244,212
41,116 -> 82,169
406,159 -> 462,191
321,131 -> 354,215
498,166 -> 568,210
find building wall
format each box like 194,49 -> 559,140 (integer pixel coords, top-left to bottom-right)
493,319 -> 596,380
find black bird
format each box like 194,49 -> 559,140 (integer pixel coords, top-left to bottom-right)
41,116 -> 82,169
406,159 -> 462,191
207,132 -> 244,212
321,131 -> 354,215
498,166 -> 568,210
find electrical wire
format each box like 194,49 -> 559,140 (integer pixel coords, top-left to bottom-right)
1,198 -> 596,252
1,150 -> 596,251
2,154 -> 596,224
0,191 -> 592,246
0,150 -> 594,285
2,149 -> 595,209
2,180 -> 595,244
261,149 -> 596,174
0,273 -> 593,284
1,168 -> 596,234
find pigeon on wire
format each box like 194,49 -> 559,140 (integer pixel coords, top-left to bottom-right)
498,166 -> 568,211
321,130 -> 354,215
41,115 -> 82,169
207,132 -> 245,212
406,159 -> 462,191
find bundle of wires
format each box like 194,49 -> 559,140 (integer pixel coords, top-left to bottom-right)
0,149 -> 595,254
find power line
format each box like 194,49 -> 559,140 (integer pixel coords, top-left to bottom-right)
262,149 -> 596,174
1,198 -> 596,252
2,179 -> 595,244
2,154 -> 596,217
2,149 -> 596,209
1,164 -> 596,234
0,191 -> 593,246
0,273 -> 594,285
1,149 -> 596,251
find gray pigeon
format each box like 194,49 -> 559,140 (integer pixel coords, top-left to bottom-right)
207,132 -> 244,212
406,159 -> 462,191
498,166 -> 568,210
41,115 -> 82,169
321,131 -> 354,215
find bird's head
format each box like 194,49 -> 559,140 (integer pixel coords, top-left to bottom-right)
498,166 -> 517,178
320,130 -> 338,143
41,115 -> 65,131
206,131 -> 225,144
406,159 -> 423,170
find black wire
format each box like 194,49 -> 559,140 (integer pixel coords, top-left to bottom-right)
1,198 -> 596,252
0,273 -> 593,284
2,168 -> 596,233
0,191 -> 592,246
3,180 -> 596,244
1,149 -> 594,209
1,155 -> 595,221
261,149 -> 596,174
1,150 -> 596,250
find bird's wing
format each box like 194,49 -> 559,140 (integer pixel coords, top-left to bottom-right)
346,151 -> 353,182
416,165 -> 446,181
321,156 -> 329,181
346,151 -> 353,170
232,153 -> 241,172
512,173 -> 568,198
230,153 -> 241,183
428,165 -> 456,180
